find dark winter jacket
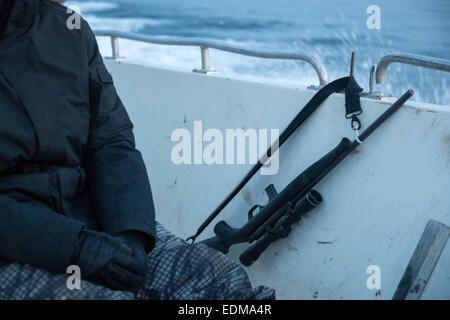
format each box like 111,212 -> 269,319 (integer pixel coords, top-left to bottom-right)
0,0 -> 156,271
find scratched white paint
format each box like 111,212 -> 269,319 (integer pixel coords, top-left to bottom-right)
105,60 -> 450,300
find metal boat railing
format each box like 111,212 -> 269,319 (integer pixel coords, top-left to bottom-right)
376,52 -> 450,84
94,30 -> 329,85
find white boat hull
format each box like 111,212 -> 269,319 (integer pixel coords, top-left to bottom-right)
106,60 -> 450,299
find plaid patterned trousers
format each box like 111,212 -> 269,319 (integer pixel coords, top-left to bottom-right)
0,223 -> 275,300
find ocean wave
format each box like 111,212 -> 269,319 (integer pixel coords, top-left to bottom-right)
85,0 -> 449,105
85,15 -> 167,33
66,1 -> 118,13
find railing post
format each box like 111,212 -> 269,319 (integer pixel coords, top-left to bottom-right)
201,46 -> 210,71
369,65 -> 375,94
193,46 -> 218,74
361,65 -> 384,99
108,36 -> 126,61
111,36 -> 119,59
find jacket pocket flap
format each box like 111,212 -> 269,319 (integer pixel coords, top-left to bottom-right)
96,65 -> 113,84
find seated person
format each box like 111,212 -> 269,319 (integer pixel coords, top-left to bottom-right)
0,0 -> 275,300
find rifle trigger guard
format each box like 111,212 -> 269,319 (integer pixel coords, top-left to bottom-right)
248,204 -> 262,220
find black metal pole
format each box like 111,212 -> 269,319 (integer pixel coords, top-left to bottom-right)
358,89 -> 414,142
291,89 -> 414,205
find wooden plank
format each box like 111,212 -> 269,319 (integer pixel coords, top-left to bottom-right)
393,220 -> 450,300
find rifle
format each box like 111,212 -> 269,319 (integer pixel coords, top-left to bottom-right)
187,76 -> 352,243
202,89 -> 414,266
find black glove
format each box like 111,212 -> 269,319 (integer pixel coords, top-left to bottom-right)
117,231 -> 149,275
70,229 -> 147,291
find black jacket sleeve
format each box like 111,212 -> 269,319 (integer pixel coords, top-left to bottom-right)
84,23 -> 156,251
0,194 -> 85,272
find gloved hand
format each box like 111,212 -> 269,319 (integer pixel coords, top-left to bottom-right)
118,229 -> 148,251
117,231 -> 149,276
70,229 -> 148,291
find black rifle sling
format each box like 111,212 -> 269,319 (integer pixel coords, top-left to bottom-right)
187,76 -> 352,242
345,76 -> 363,118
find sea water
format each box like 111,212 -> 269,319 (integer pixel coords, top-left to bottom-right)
67,0 -> 450,105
